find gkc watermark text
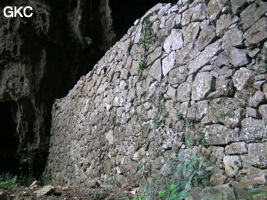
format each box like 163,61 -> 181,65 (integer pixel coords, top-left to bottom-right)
3,6 -> 33,18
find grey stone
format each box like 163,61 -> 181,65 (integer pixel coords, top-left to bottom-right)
191,3 -> 207,22
149,59 -> 162,82
34,185 -> 55,198
223,155 -> 242,177
166,86 -> 176,100
248,142 -> 267,168
195,100 -> 208,121
184,22 -> 200,45
162,51 -> 175,76
177,82 -> 191,102
225,142 -> 247,155
163,29 -> 183,53
259,104 -> 267,120
181,7 -> 193,26
244,17 -> 267,47
199,184 -> 236,199
222,27 -> 243,50
192,72 -> 215,101
177,101 -> 189,117
168,66 -> 189,85
214,77 -> 235,97
248,91 -> 265,108
213,51 -> 230,68
231,0 -> 247,14
241,2 -> 267,31
176,44 -> 200,66
204,124 -> 239,145
246,107 -> 261,118
240,118 -> 267,142
208,98 -> 245,128
207,0 -> 228,21
229,47 -> 249,67
188,40 -> 221,74
157,3 -> 171,19
147,47 -> 162,66
263,84 -> 267,99
216,14 -> 239,36
196,25 -> 216,51
233,68 -> 254,91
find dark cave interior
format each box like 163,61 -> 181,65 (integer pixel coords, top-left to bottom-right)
110,0 -> 177,39
0,102 -> 19,173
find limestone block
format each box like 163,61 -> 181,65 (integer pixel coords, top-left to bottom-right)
229,47 -> 249,67
222,27 -> 243,50
195,100 -> 209,121
214,77 -> 235,97
244,17 -> 267,47
196,25 -> 216,51
225,142 -> 247,155
34,185 -> 55,198
177,101 -> 189,118
163,29 -> 183,53
231,0 -> 247,14
246,107 -> 261,118
223,155 -> 242,177
216,14 -> 239,36
248,91 -> 265,108
192,72 -> 215,101
191,3 -> 207,22
166,86 -> 176,100
162,51 -> 175,76
147,47 -> 162,66
184,22 -> 200,45
263,84 -> 267,99
248,142 -> 267,168
157,3 -> 171,19
204,124 -> 239,145
240,118 -> 267,142
207,0 -> 228,21
181,7 -> 193,26
168,66 -> 188,86
199,184 -> 236,199
176,44 -> 200,66
259,104 -> 267,120
177,82 -> 191,102
233,68 -> 254,91
188,40 -> 221,74
208,98 -> 245,128
149,59 -> 162,82
241,1 -> 267,31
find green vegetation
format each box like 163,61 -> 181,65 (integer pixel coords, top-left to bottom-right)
0,173 -> 19,189
138,16 -> 156,70
133,153 -> 216,200
250,188 -> 267,196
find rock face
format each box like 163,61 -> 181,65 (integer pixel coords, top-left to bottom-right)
45,0 -> 267,190
0,0 -> 115,174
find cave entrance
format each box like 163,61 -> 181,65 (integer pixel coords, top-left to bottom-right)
110,0 -> 177,39
0,102 -> 19,173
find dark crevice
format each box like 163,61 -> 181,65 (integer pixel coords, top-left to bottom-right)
0,102 -> 19,173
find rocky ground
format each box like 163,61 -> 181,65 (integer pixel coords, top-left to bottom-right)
0,183 -> 134,200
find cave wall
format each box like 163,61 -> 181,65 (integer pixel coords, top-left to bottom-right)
45,0 -> 267,189
0,0 -> 115,175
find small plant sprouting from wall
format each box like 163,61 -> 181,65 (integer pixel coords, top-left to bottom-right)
138,16 -> 156,70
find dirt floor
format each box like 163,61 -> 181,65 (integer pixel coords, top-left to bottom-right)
0,185 -> 134,200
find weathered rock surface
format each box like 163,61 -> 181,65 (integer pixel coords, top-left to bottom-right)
0,0 -> 115,174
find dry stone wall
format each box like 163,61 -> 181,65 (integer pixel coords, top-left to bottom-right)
45,0 -> 267,190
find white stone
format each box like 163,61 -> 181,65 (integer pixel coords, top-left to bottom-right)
162,51 -> 176,76
163,29 -> 183,53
